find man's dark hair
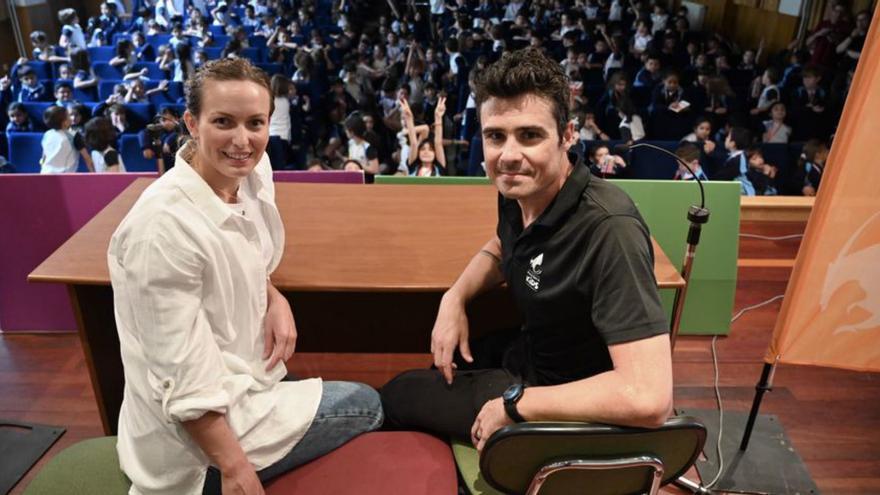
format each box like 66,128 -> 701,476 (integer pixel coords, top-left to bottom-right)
473,47 -> 571,141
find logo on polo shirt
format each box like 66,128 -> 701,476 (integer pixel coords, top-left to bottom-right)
526,253 -> 544,291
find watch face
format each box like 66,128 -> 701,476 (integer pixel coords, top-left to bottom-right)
503,384 -> 522,402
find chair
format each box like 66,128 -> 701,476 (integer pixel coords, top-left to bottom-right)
119,134 -> 157,172
455,417 -> 706,495
88,46 -> 116,62
93,62 -> 124,80
24,432 -> 458,495
6,132 -> 44,173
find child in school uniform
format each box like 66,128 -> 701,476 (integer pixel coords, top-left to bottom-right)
6,103 -> 34,132
715,126 -> 756,195
673,142 -> 708,181
762,102 -> 792,143
84,116 -> 125,172
750,66 -> 781,119
745,146 -> 778,195
17,66 -> 49,102
794,139 -> 829,196
40,105 -> 94,173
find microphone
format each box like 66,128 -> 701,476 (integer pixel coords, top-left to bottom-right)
621,141 -> 711,350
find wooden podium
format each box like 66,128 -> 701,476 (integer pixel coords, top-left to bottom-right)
30,179 -> 684,434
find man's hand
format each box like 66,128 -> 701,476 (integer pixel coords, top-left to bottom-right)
221,459 -> 264,495
471,398 -> 513,452
430,293 -> 473,384
264,285 -> 297,371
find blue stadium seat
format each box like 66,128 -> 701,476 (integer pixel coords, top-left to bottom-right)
120,134 -> 157,172
627,140 -> 680,179
132,62 -> 165,80
112,33 -> 132,45
7,132 -> 45,173
94,62 -> 125,80
241,47 -> 262,63
148,81 -> 184,105
23,61 -> 53,80
158,103 -> 185,116
146,34 -> 172,51
74,85 -> 99,103
257,63 -> 283,76
209,25 -> 227,37
88,46 -> 116,62
20,102 -> 53,131
205,47 -> 223,59
248,36 -> 267,50
124,103 -> 155,130
99,80 -> 125,101
213,35 -> 231,46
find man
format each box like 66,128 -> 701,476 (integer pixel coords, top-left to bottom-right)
381,47 -> 673,451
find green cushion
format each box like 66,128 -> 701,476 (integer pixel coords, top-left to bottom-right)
451,440 -> 504,495
25,437 -> 130,495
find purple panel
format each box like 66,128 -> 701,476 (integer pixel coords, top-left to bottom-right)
0,173 -> 157,332
272,170 -> 365,184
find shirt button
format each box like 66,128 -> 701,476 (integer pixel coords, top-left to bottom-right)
163,381 -> 170,389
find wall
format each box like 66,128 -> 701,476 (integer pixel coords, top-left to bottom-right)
690,0 -> 800,55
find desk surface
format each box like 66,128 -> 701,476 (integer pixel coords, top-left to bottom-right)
30,179 -> 685,290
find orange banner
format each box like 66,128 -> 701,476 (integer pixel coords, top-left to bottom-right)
766,9 -> 880,372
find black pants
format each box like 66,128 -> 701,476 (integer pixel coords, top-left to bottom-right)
380,328 -> 524,441
267,136 -> 289,170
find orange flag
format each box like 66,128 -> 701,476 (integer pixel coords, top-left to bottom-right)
766,9 -> 880,372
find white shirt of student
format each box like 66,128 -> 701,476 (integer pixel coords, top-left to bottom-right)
269,96 -> 291,141
41,129 -> 79,174
64,23 -> 87,50
108,148 -> 322,495
91,147 -> 127,173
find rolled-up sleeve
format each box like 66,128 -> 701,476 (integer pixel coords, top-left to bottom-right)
122,233 -> 230,423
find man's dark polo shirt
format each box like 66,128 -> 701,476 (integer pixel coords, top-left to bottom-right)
497,155 -> 668,386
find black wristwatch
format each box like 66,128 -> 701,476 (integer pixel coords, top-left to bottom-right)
502,383 -> 527,423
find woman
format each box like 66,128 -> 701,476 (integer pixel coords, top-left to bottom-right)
108,58 -> 383,495
400,95 -> 446,177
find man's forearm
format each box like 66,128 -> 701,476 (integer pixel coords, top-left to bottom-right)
515,334 -> 674,428
445,237 -> 505,305
182,412 -> 251,473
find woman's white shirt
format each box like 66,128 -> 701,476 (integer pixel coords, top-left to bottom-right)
108,149 -> 321,495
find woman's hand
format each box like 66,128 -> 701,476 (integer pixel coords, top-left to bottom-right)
221,459 -> 264,495
263,284 -> 297,371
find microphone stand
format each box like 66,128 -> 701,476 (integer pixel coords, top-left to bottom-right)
627,143 -> 712,492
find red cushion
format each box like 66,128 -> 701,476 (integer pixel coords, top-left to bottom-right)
265,431 -> 457,494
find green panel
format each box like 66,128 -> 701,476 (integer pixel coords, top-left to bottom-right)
610,180 -> 741,335
451,441 -> 504,495
375,175 -> 491,185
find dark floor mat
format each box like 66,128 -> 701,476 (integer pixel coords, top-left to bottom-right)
0,421 -> 65,495
679,409 -> 820,495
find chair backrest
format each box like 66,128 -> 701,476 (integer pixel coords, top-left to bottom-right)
480,417 -> 706,495
119,134 -> 157,172
7,132 -> 45,173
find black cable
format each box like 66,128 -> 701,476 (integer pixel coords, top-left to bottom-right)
627,142 -> 706,209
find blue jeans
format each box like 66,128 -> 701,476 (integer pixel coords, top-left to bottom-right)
203,381 -> 383,493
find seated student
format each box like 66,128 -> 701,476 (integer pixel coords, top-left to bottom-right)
58,8 -> 87,51
124,78 -> 170,104
69,103 -> 91,134
617,99 -> 646,143
400,94 -> 447,177
6,102 -> 34,132
341,158 -> 364,172
53,81 -> 80,109
762,102 -> 792,144
715,126 -> 756,195
745,146 -> 778,195
794,139 -> 829,196
343,113 -> 380,174
17,66 -> 48,102
139,106 -> 180,174
673,142 -> 708,181
649,69 -> 690,140
588,143 -> 627,178
29,30 -> 70,63
84,116 -> 125,172
789,66 -> 829,140
131,31 -> 156,62
40,105 -> 94,173
70,48 -> 99,95
97,1 -> 121,44
633,53 -> 662,91
109,39 -> 137,72
577,109 -> 610,141
750,66 -> 780,118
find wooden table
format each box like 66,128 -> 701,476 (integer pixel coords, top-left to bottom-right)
30,179 -> 684,434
